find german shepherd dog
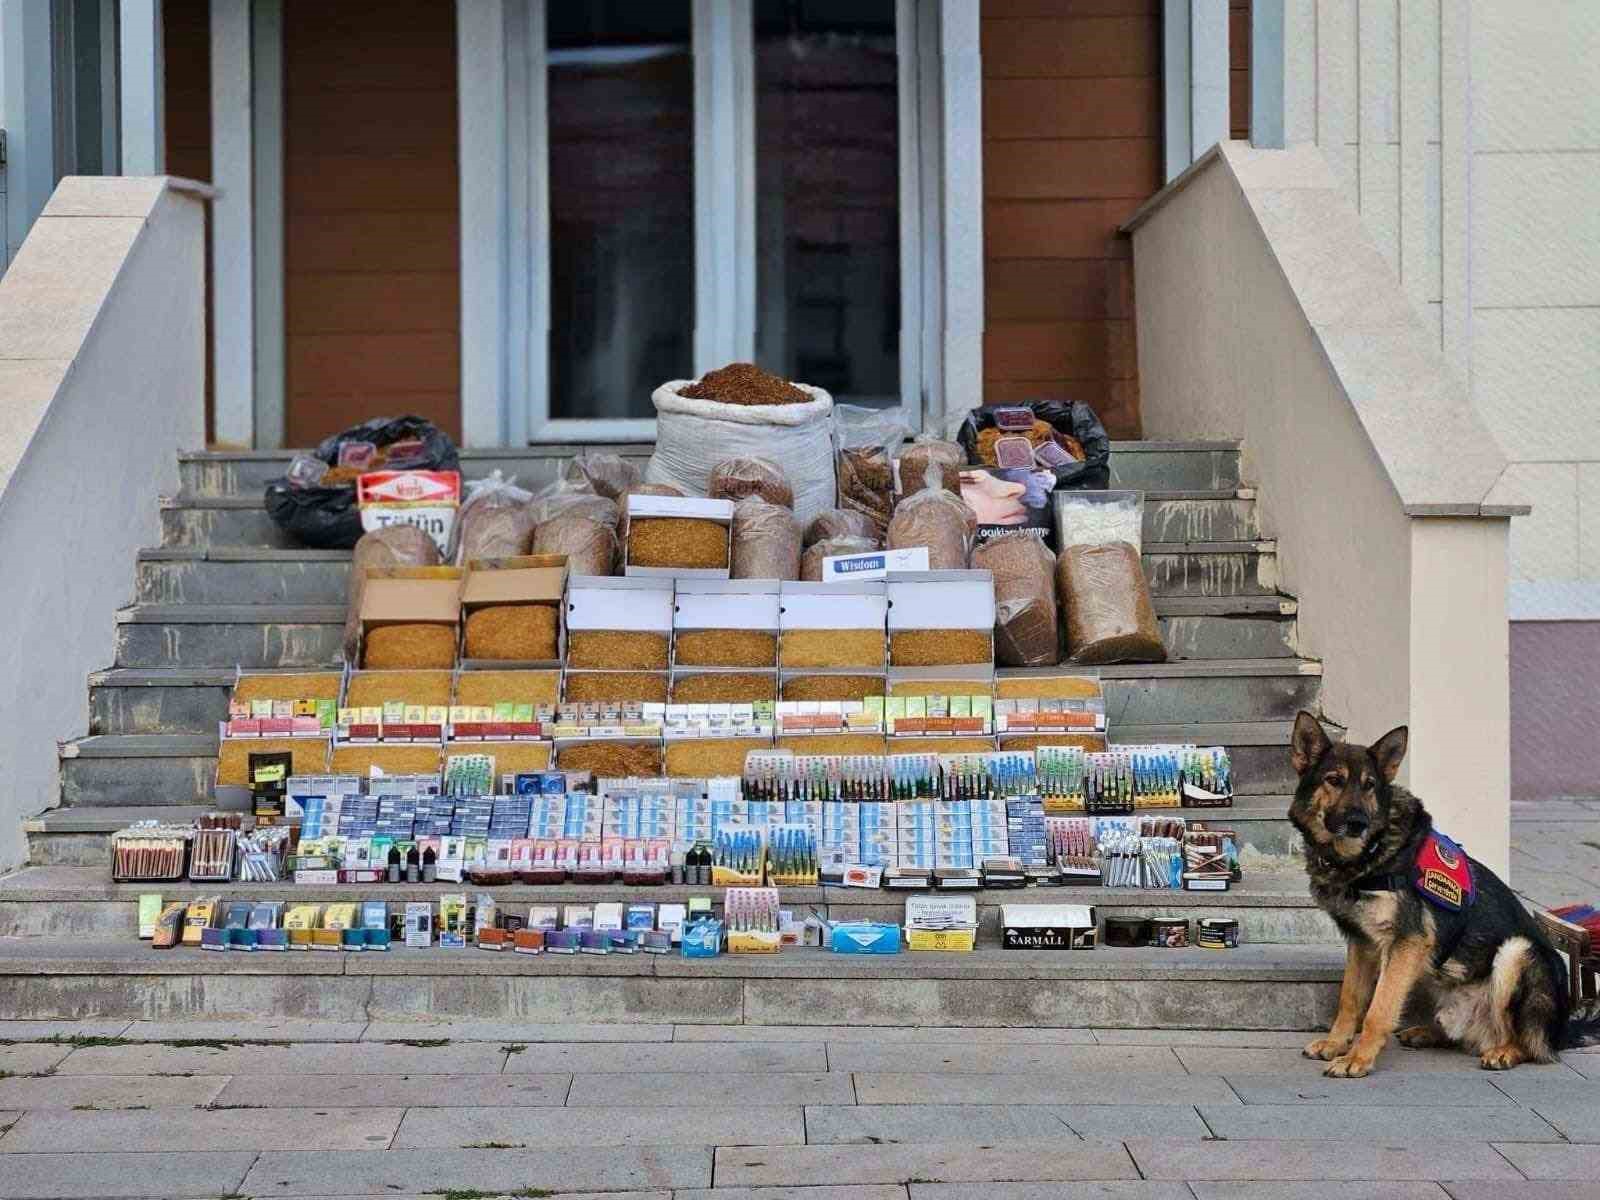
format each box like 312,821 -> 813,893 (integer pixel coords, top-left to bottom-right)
1290,711 -> 1599,1076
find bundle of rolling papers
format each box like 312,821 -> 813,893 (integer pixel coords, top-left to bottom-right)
110,825 -> 192,882
1139,836 -> 1184,889
713,827 -> 766,883
1046,816 -> 1097,871
1098,830 -> 1141,886
237,825 -> 292,881
443,753 -> 495,797
188,827 -> 238,881
765,823 -> 817,884
723,886 -> 780,934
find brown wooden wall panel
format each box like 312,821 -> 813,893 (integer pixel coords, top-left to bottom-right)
987,259 -> 1133,322
162,0 -> 213,443
985,139 -> 1162,200
283,0 -> 460,447
286,272 -> 461,336
983,321 -> 1134,381
984,17 -> 1160,78
286,213 -> 459,276
984,77 -> 1161,141
985,0 -> 1158,15
981,3 -> 1163,437
1231,0 -> 1252,140
985,199 -> 1140,260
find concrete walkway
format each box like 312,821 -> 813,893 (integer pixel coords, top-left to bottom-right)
1510,799 -> 1600,911
0,1018 -> 1594,1199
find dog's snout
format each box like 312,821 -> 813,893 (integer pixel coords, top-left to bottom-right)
1326,809 -> 1370,840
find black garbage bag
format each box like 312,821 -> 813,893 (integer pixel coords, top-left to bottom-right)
954,400 -> 1111,552
264,416 -> 460,549
956,399 -> 1111,490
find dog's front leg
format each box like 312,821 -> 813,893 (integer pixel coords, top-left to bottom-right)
1326,936 -> 1430,1078
1304,941 -> 1379,1060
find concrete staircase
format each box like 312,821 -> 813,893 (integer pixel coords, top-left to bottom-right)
2,441 -> 1344,1027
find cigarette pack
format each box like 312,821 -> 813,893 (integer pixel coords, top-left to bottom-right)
137,893 -> 163,939
438,894 -> 467,948
513,929 -> 545,954
828,922 -> 901,954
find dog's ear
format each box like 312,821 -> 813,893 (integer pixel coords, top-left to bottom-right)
1290,711 -> 1332,777
1370,725 -> 1409,783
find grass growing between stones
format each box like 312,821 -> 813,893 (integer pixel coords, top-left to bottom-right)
392,1038 -> 452,1048
462,1141 -> 527,1149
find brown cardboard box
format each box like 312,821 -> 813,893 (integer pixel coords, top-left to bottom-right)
459,555 -> 568,667
358,567 -> 463,669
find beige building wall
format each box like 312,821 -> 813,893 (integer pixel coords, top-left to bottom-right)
1469,2 -> 1600,591
1283,1 -> 1600,593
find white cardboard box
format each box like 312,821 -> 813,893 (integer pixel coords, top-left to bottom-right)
566,575 -> 675,633
624,496 -> 734,578
886,570 -> 996,631
779,580 -> 888,631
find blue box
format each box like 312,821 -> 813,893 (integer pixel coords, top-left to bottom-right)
829,922 -> 902,954
681,919 -> 723,958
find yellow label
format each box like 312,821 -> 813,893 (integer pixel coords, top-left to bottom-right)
907,928 -> 976,952
727,930 -> 781,954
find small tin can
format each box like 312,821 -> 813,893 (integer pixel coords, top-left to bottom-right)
1103,916 -> 1152,948
1197,917 -> 1239,949
1149,917 -> 1189,948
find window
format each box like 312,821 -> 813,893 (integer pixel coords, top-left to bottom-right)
489,0 -> 938,442
546,2 -> 695,421
754,1 -> 901,408
50,0 -> 120,180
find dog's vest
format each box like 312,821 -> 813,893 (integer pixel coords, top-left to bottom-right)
1412,830 -> 1476,912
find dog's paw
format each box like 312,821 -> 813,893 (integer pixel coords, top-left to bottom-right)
1397,1025 -> 1443,1049
1479,1044 -> 1526,1071
1324,1050 -> 1376,1078
1302,1036 -> 1350,1061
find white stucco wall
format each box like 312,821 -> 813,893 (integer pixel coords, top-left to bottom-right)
0,177 -> 205,870
1469,2 -> 1600,593
1283,1 -> 1599,597
1282,0 -> 1459,361
1127,142 -> 1513,872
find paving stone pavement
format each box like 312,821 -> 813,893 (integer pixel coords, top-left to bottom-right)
0,1021 -> 1596,1198
1508,799 -> 1600,909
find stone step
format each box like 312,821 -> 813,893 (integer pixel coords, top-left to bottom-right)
54,722 -> 1314,810
0,937 -> 1340,1028
110,591 -> 1296,670
86,657 -> 1320,736
0,865 -> 1333,944
175,440 -> 1244,497
136,538 -> 1277,605
159,488 -> 1262,549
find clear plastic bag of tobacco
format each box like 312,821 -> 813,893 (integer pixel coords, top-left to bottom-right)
1054,490 -> 1165,665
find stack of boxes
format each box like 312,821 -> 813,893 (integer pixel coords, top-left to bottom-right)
859,801 -> 896,868
822,801 -> 861,865
1007,794 -> 1049,867
604,788 -> 677,840
973,795 -> 1010,861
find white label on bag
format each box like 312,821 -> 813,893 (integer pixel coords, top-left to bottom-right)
821,547 -> 929,583
358,471 -> 460,556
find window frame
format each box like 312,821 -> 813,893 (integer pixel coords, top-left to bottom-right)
462,0 -> 974,446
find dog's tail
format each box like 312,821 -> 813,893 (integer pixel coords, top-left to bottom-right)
1561,1000 -> 1600,1050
